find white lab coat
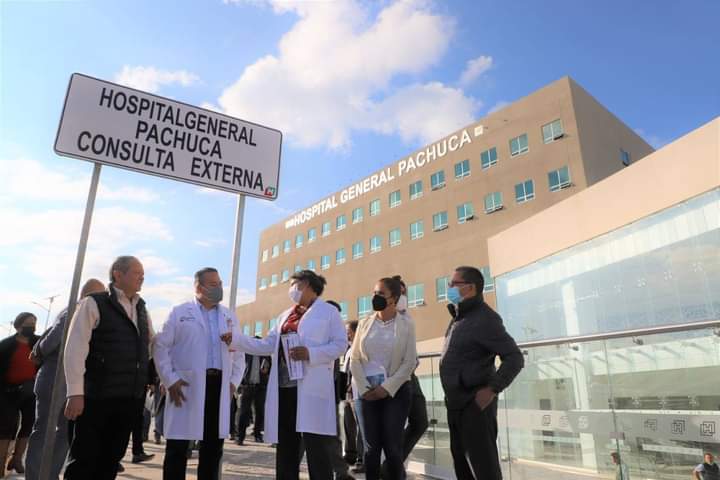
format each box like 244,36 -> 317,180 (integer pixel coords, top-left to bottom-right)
231,299 -> 346,444
153,300 -> 245,440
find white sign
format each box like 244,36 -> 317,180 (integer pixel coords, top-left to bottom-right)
283,126 -> 482,229
55,73 -> 282,199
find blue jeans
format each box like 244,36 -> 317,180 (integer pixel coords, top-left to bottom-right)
25,376 -> 69,480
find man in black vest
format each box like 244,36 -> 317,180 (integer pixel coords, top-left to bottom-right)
63,256 -> 154,480
694,452 -> 720,480
440,266 -> 524,480
235,343 -> 270,445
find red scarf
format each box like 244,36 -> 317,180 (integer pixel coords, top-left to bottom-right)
281,304 -> 307,334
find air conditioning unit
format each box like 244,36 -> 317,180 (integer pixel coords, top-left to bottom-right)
553,133 -> 565,140
466,214 -> 475,221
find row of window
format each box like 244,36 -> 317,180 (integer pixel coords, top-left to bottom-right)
248,270 -> 496,335
261,164 -> 573,262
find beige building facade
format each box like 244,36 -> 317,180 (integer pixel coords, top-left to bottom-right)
236,76 -> 654,346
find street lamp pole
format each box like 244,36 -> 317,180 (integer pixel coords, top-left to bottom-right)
31,294 -> 60,331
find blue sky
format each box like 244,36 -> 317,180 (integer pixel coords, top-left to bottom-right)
1,0 -> 718,334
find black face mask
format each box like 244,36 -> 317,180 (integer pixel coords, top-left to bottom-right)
372,294 -> 388,312
20,326 -> 35,338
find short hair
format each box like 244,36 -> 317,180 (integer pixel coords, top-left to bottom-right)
705,452 -> 715,457
346,320 -> 359,332
455,266 -> 484,294
109,256 -> 139,283
194,267 -> 219,285
290,270 -> 326,296
14,312 -> 36,329
392,275 -> 407,293
80,278 -> 105,298
326,300 -> 342,312
379,276 -> 402,301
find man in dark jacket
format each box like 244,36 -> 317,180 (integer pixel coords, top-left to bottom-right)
63,256 -> 154,480
235,344 -> 270,445
440,266 -> 524,480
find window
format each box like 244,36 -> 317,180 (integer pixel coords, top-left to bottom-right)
269,317 -> 278,331
336,214 -> 347,231
357,296 -> 372,317
338,301 -> 349,321
261,249 -> 269,262
436,276 -> 449,302
432,211 -> 448,231
352,241 -> 363,260
270,273 -> 278,286
271,245 -> 280,258
336,248 -> 346,265
352,207 -> 364,224
510,133 -> 529,156
515,179 -> 535,203
481,147 -> 498,170
242,325 -> 250,336
480,266 -> 495,292
283,239 -> 291,253
454,159 -> 470,179
409,180 -> 423,200
407,284 -> 425,308
548,166 -> 571,192
410,220 -> 424,240
294,264 -> 302,273
484,192 -> 503,213
308,228 -> 317,243
457,202 -> 475,224
321,255 -> 331,270
322,221 -> 332,237
389,190 -> 401,208
281,269 -> 290,283
621,149 -> 631,166
370,199 -> 381,216
259,278 -> 268,290
430,170 -> 446,190
295,234 -> 304,248
307,259 -> 316,271
389,228 -> 401,247
254,321 -> 263,336
370,235 -> 382,253
542,119 -> 564,144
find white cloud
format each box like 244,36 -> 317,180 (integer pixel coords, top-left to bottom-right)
193,238 -> 227,248
459,55 -> 493,86
488,100 -> 510,114
0,158 -> 159,204
114,66 -> 199,93
633,128 -> 667,149
219,0 -> 479,149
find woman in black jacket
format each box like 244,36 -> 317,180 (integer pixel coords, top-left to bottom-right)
0,312 -> 40,476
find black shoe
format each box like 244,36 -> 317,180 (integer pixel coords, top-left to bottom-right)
236,438 -> 245,446
117,463 -> 125,473
132,453 -> 155,464
254,434 -> 264,443
154,433 -> 162,445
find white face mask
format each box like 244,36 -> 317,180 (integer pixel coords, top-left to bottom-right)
288,284 -> 303,304
396,294 -> 408,312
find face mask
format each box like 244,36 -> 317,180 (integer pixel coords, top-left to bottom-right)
447,286 -> 463,304
202,285 -> 223,304
21,326 -> 35,337
372,294 -> 388,312
396,295 -> 408,312
289,285 -> 303,304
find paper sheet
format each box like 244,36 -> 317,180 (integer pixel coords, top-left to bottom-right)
281,333 -> 305,380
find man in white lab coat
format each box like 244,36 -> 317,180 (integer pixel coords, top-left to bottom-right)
153,267 -> 244,480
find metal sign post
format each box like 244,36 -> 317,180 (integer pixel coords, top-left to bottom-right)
38,162 -> 102,480
228,194 -> 247,311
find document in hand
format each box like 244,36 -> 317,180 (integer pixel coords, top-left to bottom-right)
281,333 -> 305,380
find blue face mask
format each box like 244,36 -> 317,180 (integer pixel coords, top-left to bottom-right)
447,286 -> 462,304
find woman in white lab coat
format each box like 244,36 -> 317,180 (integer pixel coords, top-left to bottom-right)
350,276 -> 417,480
232,270 -> 346,480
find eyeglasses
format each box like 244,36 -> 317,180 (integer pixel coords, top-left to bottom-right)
447,281 -> 471,288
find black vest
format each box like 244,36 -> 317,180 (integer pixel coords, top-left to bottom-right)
85,289 -> 149,399
700,463 -> 720,480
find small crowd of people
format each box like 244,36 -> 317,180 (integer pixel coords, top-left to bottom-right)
7,252 -> 637,480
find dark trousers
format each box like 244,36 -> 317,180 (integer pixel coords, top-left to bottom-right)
342,400 -> 363,463
163,373 -> 224,480
276,386 -> 333,480
131,392 -> 148,455
447,399 -> 501,480
64,397 -> 139,480
229,393 -> 237,437
237,384 -> 266,440
362,382 -> 411,480
402,377 -> 428,460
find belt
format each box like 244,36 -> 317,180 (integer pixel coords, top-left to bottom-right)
206,369 -> 222,376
